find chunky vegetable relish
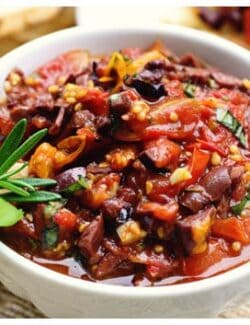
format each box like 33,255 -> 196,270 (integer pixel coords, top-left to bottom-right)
1,41 -> 250,286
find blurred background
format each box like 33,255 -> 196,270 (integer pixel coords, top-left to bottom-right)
0,6 -> 249,56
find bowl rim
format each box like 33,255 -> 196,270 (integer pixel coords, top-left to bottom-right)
0,25 -> 250,297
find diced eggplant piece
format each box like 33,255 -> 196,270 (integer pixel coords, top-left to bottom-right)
180,186 -> 210,213
101,198 -> 133,224
141,137 -> 181,171
200,166 -> 231,201
177,206 -> 216,255
94,252 -> 134,280
78,215 -> 104,259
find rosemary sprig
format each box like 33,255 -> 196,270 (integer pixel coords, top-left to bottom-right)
0,128 -> 47,175
0,119 -> 27,166
3,191 -> 62,203
0,119 -> 62,227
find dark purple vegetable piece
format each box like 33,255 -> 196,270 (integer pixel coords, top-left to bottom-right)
54,167 -> 86,192
78,215 -> 104,259
94,252 -> 134,280
177,206 -> 216,255
101,198 -> 133,224
126,77 -> 166,101
200,166 -> 231,201
180,188 -> 210,213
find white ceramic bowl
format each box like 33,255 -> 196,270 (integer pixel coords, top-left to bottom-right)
0,25 -> 250,318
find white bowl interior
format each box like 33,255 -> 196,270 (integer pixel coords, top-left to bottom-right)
0,25 -> 249,97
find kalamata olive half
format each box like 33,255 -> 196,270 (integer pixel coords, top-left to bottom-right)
54,167 -> 86,192
126,77 -> 166,101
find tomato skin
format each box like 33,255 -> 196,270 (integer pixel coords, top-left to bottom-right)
212,217 -> 250,244
185,146 -> 211,187
54,209 -> 77,231
80,88 -> 109,116
121,47 -> 142,60
143,122 -> 196,141
137,201 -> 179,223
144,137 -> 181,169
196,139 -> 227,157
183,239 -> 229,276
38,50 -> 89,86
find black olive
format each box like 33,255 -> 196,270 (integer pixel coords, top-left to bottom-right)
116,206 -> 133,224
125,77 -> 166,101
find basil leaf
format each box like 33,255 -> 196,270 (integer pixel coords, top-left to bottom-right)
183,83 -> 196,98
63,176 -> 89,194
0,119 -> 27,166
0,198 -> 23,227
3,191 -> 61,203
216,108 -> 247,148
42,224 -> 59,249
231,194 -> 250,215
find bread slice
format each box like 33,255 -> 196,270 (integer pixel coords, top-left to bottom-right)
0,7 -> 75,55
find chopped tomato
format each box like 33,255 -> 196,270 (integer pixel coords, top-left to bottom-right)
38,50 -> 89,86
144,99 -> 214,141
183,239 -> 229,276
164,80 -> 184,98
244,218 -> 250,236
54,209 -> 77,231
185,146 -> 211,187
80,88 -> 109,116
137,201 -> 179,223
143,123 -> 196,141
189,139 -> 227,157
121,47 -> 142,60
144,137 -> 181,169
212,217 -> 250,244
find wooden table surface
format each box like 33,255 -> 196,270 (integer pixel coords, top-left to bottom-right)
0,281 -> 250,318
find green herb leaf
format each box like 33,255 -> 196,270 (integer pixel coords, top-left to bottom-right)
0,119 -> 27,166
8,179 -> 35,192
44,201 -> 65,219
183,83 -> 197,98
3,191 -> 61,203
17,178 -> 57,187
0,180 -> 30,197
216,108 -> 248,148
0,162 -> 28,180
0,198 -> 23,227
63,176 -> 89,194
231,194 -> 250,215
42,224 -> 59,249
0,128 -> 47,175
